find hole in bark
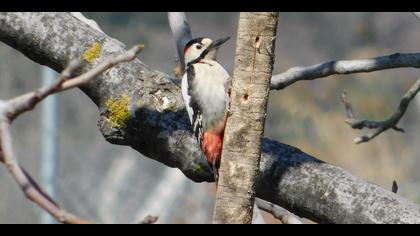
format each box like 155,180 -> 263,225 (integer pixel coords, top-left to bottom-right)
243,93 -> 249,101
255,36 -> 260,42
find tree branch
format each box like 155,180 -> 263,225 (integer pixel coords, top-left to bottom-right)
271,53 -> 420,90
255,198 -> 303,224
413,12 -> 420,21
168,12 -> 192,69
0,43 -> 143,224
1,12 -> 420,224
164,12 -> 420,91
70,12 -> 105,34
0,120 -> 90,224
340,79 -> 420,144
0,62 -> 88,224
213,12 -> 279,224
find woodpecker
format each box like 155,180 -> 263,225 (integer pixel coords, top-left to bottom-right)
181,37 -> 231,182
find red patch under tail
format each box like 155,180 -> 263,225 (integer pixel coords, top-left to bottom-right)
202,130 -> 224,167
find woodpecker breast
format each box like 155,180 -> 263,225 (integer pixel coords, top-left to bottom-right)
190,59 -> 229,130
181,59 -> 231,159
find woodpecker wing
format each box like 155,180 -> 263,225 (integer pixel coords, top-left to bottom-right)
181,68 -> 195,125
182,65 -> 205,147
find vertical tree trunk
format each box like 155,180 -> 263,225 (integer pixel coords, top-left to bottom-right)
212,12 -> 279,224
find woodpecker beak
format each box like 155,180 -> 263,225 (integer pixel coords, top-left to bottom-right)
207,37 -> 230,51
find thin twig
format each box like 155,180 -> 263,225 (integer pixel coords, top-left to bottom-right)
0,121 -> 90,224
255,198 -> 303,224
271,53 -> 420,90
0,44 -> 144,224
59,44 -> 144,92
5,45 -> 144,121
340,78 -> 420,144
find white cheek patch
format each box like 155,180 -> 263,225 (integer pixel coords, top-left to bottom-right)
185,47 -> 200,64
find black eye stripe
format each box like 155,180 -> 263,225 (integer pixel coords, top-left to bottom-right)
184,37 -> 205,53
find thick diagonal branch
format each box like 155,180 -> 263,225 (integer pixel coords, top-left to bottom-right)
340,79 -> 420,144
1,12 -> 420,224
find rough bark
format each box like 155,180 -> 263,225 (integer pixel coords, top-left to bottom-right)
1,12 -> 420,224
213,12 -> 279,224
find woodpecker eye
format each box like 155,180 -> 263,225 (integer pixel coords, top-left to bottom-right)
196,44 -> 202,50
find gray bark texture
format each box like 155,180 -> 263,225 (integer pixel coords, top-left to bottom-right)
213,12 -> 279,224
1,12 -> 420,224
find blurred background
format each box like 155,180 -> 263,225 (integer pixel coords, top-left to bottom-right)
0,12 -> 419,223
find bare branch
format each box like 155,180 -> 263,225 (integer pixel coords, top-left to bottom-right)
169,12 -> 420,94
413,12 -> 420,21
0,120 -> 91,224
0,43 -> 143,223
271,53 -> 420,90
5,45 -> 143,121
252,204 -> 267,224
340,79 -> 420,144
256,198 -> 303,224
168,12 -> 192,68
2,12 -> 420,224
59,44 -> 144,92
70,12 -> 104,33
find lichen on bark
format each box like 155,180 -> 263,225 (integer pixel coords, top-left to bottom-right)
105,95 -> 130,128
83,42 -> 101,63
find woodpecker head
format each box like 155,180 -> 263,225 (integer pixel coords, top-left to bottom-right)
184,37 -> 230,66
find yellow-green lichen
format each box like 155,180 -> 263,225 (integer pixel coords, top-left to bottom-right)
83,42 -> 101,63
106,95 -> 130,128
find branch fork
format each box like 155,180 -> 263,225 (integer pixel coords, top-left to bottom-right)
0,45 -> 143,224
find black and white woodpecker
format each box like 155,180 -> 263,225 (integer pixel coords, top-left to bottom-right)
181,37 -> 231,181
